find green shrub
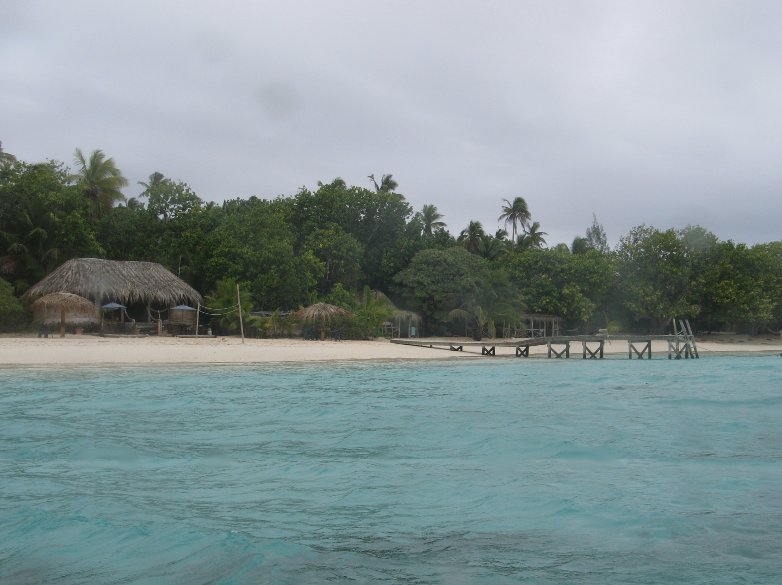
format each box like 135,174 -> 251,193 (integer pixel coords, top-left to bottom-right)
0,278 -> 27,331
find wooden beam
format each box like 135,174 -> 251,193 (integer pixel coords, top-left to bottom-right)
628,340 -> 652,359
582,340 -> 604,359
547,341 -> 570,358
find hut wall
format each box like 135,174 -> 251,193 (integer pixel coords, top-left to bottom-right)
34,305 -> 99,326
169,308 -> 196,326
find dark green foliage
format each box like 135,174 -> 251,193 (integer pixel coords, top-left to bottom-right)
324,283 -> 359,310
0,160 -> 102,292
203,278 -> 249,335
695,241 -> 782,333
305,226 -> 363,295
457,221 -> 485,255
143,177 -> 202,222
3,151 -> 782,338
585,214 -> 609,253
615,225 -> 704,332
288,182 -> 414,290
0,277 -> 26,330
394,247 -> 492,325
506,247 -> 614,327
204,197 -> 320,309
417,204 -> 446,237
71,148 -> 128,218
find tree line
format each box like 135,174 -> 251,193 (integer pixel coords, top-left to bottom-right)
1,147 -> 781,337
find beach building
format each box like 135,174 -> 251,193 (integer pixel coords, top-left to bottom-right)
24,258 -> 202,331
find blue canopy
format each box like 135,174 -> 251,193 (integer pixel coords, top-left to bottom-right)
101,302 -> 126,310
172,304 -> 196,311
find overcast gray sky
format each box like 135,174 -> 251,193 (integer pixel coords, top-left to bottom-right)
3,0 -> 781,246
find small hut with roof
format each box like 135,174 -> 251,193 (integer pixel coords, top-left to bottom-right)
24,258 -> 202,328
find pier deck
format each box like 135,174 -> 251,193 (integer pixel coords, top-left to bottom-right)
391,334 -> 699,359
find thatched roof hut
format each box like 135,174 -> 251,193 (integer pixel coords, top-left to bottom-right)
294,303 -> 352,340
24,258 -> 202,307
32,292 -> 98,335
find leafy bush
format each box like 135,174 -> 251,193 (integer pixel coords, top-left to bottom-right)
0,278 -> 27,331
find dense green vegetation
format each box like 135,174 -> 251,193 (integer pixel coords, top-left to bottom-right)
2,148 -> 781,336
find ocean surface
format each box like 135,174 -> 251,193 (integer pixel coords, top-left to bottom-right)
1,356 -> 781,584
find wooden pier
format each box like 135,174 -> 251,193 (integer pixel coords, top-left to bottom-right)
391,327 -> 699,360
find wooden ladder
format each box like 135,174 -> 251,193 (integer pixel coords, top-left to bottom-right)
670,319 -> 699,359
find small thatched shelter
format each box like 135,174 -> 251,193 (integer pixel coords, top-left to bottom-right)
32,292 -> 97,337
24,258 -> 202,320
294,303 -> 352,340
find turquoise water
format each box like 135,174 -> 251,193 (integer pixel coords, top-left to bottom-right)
1,357 -> 781,584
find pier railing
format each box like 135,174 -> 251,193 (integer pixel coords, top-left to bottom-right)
391,326 -> 699,360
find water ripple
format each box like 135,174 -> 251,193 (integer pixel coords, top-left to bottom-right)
2,357 -> 781,583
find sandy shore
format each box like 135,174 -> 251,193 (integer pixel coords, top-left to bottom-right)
0,333 -> 781,366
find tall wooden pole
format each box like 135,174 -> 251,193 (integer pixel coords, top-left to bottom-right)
236,283 -> 245,343
195,303 -> 200,337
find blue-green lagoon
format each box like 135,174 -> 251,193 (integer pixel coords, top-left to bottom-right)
1,357 -> 781,583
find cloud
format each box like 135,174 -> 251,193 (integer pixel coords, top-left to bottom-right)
2,0 -> 782,245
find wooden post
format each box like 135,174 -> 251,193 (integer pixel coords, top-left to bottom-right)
195,303 -> 200,337
685,320 -> 699,358
236,283 -> 245,343
60,307 -> 66,338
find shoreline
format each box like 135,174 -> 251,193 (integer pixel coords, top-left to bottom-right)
0,334 -> 780,367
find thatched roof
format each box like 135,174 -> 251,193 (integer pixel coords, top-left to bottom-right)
32,292 -> 98,329
392,309 -> 422,323
294,302 -> 352,340
32,292 -> 95,312
24,258 -> 202,306
294,303 -> 352,322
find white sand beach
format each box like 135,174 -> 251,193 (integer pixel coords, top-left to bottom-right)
0,333 -> 780,366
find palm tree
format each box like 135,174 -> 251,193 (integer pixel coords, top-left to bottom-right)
0,202 -> 61,285
418,204 -> 446,237
448,305 -> 490,340
516,222 -> 548,250
71,148 -> 128,218
526,221 -> 548,248
317,177 -> 347,188
458,220 -> 485,255
368,173 -> 398,193
123,197 -> 145,210
477,234 -> 507,261
138,171 -> 165,198
498,197 -> 531,244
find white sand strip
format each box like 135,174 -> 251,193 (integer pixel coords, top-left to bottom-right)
0,335 -> 779,367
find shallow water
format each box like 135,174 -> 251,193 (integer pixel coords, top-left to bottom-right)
1,357 -> 781,583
